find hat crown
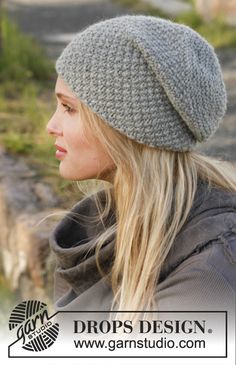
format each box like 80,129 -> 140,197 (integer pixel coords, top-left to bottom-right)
56,15 -> 227,151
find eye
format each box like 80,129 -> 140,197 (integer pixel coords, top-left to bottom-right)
61,103 -> 74,114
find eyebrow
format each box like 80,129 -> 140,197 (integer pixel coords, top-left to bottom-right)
55,92 -> 77,101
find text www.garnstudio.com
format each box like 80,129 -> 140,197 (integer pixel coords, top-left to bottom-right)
74,338 -> 205,351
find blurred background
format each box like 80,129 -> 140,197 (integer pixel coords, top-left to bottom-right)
0,0 -> 235,324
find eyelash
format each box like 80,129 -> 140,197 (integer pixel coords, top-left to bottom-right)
61,103 -> 74,114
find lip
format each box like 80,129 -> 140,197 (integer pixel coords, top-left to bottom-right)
55,144 -> 67,152
55,143 -> 67,159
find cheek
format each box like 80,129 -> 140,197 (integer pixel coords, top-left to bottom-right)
74,130 -> 90,150
65,120 -> 91,150
63,118 -> 113,167
66,123 -> 105,167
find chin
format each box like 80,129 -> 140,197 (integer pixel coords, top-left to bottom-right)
59,163 -> 96,181
59,164 -> 76,180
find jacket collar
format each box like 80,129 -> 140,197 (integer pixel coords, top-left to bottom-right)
49,189 -> 115,297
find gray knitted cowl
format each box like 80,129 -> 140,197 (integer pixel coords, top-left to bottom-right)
55,14 -> 227,152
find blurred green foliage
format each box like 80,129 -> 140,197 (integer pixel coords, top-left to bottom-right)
0,9 -> 54,83
0,13 -> 77,202
0,10 -> 56,157
176,11 -> 236,49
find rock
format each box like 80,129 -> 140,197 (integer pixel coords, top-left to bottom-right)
34,182 -> 61,207
0,148 -> 64,300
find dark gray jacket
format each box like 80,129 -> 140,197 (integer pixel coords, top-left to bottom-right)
49,179 -> 236,326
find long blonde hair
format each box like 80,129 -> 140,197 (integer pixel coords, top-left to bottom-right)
44,96 -> 236,325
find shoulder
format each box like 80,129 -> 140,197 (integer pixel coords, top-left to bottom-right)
206,229 -> 236,289
156,229 -> 236,311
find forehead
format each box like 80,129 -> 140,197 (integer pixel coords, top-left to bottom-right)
55,77 -> 77,99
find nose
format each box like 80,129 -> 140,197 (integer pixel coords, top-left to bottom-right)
46,113 -> 63,136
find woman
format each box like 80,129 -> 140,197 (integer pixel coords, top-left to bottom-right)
46,15 -> 236,330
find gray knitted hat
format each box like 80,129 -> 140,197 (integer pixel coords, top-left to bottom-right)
55,15 -> 227,152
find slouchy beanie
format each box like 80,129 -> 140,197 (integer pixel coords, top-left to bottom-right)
55,14 -> 227,152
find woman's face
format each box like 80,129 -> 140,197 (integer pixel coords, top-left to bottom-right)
46,76 -> 115,182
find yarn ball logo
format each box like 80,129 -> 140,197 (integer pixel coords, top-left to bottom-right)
9,300 -> 59,352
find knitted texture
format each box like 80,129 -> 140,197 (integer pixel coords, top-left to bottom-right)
55,15 -> 227,152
